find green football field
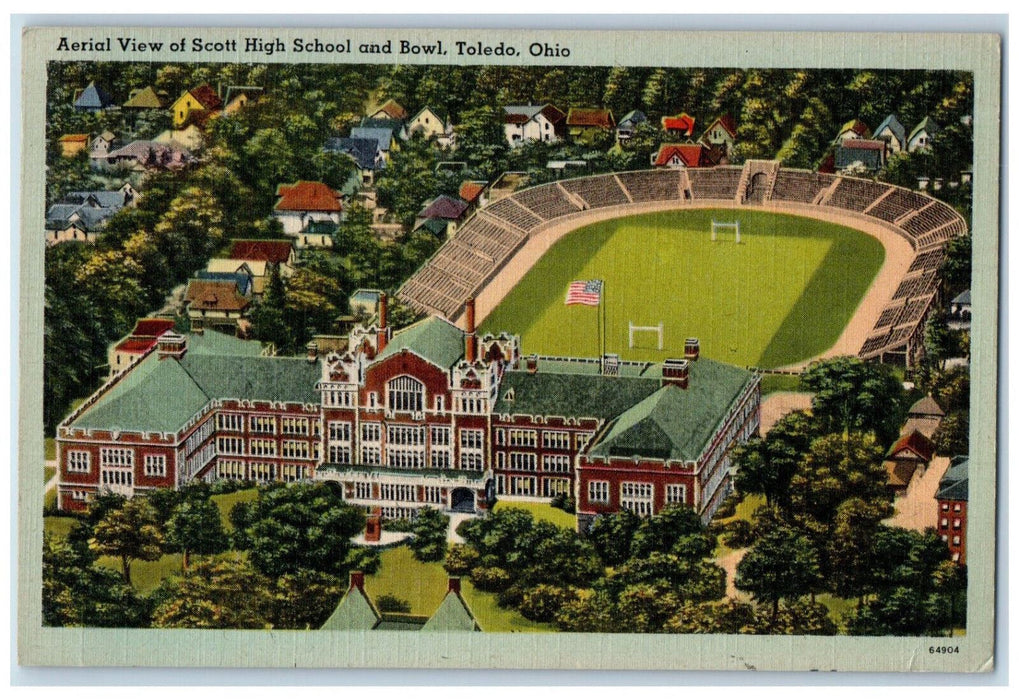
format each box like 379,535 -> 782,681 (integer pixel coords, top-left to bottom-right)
480,209 -> 885,369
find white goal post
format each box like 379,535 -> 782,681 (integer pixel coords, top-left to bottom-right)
711,219 -> 742,243
629,321 -> 664,350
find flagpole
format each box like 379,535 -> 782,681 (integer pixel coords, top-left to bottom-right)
600,280 -> 606,365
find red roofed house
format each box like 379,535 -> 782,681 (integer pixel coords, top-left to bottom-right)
171,84 -> 223,129
58,134 -> 89,158
370,98 -> 408,122
698,115 -> 737,157
183,279 -> 251,334
661,113 -> 696,138
458,181 -> 488,217
273,181 -> 344,247
883,429 -> 937,495
835,118 -> 871,144
204,239 -> 298,296
415,195 -> 471,237
652,143 -> 711,169
566,108 -> 616,145
107,318 -> 177,377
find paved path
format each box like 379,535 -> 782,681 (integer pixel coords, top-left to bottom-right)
715,547 -> 750,600
447,513 -> 473,544
886,455 -> 951,531
759,391 -> 813,435
44,460 -> 58,494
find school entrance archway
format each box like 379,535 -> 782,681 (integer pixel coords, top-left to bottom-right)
450,487 -> 475,513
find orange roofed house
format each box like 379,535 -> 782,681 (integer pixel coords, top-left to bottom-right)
183,279 -> 251,335
566,108 -> 615,145
272,181 -> 343,248
107,318 -> 177,377
205,239 -> 297,296
662,113 -> 696,138
652,143 -> 711,169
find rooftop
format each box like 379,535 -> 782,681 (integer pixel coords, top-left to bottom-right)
374,317 -> 465,370
567,108 -> 615,129
228,239 -> 294,263
274,181 -> 342,213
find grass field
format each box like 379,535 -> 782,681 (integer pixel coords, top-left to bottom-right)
365,546 -> 552,633
493,500 -> 576,530
481,209 -> 885,369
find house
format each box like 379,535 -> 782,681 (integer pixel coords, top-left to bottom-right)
502,104 -> 566,147
935,457 -> 968,564
122,86 -> 167,110
170,84 -> 223,129
408,107 -> 447,140
321,572 -> 480,631
873,114 -> 907,153
349,288 -> 383,317
903,395 -> 945,439
182,279 -> 251,334
546,160 -> 588,173
195,270 -> 254,297
272,181 -> 343,246
835,139 -> 887,172
699,115 -> 738,156
950,289 -> 971,322
908,116 -> 939,152
73,81 -> 115,112
102,140 -> 194,171
566,108 -> 616,144
45,184 -> 137,246
107,318 -> 177,377
615,110 -> 647,144
154,125 -> 205,152
88,131 -> 117,163
222,86 -> 264,116
219,239 -> 296,295
369,98 -> 408,122
323,137 -> 385,186
415,195 -> 470,237
57,134 -> 89,158
458,181 -> 488,215
55,296 -> 758,528
652,143 -> 710,169
349,127 -> 398,161
661,113 -> 696,138
883,429 -> 936,495
835,119 -> 871,144
359,117 -> 409,142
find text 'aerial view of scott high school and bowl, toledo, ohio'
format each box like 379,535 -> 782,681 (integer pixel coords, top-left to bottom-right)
41,59 -> 974,636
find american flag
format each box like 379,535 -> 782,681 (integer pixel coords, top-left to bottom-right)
565,279 -> 603,306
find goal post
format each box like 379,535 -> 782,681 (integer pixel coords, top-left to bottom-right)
711,219 -> 741,243
628,321 -> 664,350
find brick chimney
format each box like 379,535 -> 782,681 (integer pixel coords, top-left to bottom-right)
365,508 -> 382,543
684,337 -> 700,361
156,331 -> 187,361
349,571 -> 365,592
306,341 -> 319,363
662,358 -> 690,389
526,354 -> 538,374
465,297 -> 477,363
377,293 -> 389,352
447,577 -> 462,595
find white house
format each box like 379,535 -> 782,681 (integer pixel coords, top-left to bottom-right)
908,117 -> 939,152
502,104 -> 566,147
408,107 -> 447,140
272,181 -> 343,246
873,114 -> 907,153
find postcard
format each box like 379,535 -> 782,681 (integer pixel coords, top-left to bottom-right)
17,25 -> 1000,672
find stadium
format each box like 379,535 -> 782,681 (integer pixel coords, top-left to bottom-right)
398,161 -> 967,369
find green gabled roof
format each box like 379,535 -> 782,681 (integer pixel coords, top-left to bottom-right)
936,458 -> 969,501
908,116 -> 939,143
179,354 -> 321,404
71,354 -> 210,433
494,370 -> 660,420
321,586 -> 381,630
421,591 -> 480,632
375,614 -> 429,630
587,359 -> 754,462
374,317 -> 464,370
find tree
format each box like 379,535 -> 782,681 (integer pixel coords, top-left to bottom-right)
732,410 -> 817,511
152,186 -> 226,282
164,497 -> 229,571
151,555 -> 272,629
586,509 -> 641,566
735,525 -> 824,624
801,356 -> 907,445
827,498 -> 894,605
229,483 -> 365,579
665,599 -> 756,634
406,507 -> 450,563
519,584 -> 580,623
43,533 -> 149,627
267,570 -> 346,629
629,505 -> 713,561
88,498 -> 165,586
934,410 -> 969,457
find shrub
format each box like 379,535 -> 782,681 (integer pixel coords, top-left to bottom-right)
714,493 -> 739,519
722,520 -> 755,549
375,594 -> 411,613
444,544 -> 480,575
496,584 -> 526,609
519,584 -> 580,622
550,492 -> 576,514
470,566 -> 511,592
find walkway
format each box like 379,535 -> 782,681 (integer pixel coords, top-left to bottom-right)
886,455 -> 951,531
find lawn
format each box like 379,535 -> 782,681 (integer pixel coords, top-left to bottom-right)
365,546 -> 553,633
45,438 -> 56,461
760,374 -> 804,395
493,500 -> 576,530
712,493 -> 766,558
210,488 -> 258,530
481,209 -> 884,369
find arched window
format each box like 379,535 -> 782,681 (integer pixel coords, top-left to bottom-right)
388,375 -> 424,413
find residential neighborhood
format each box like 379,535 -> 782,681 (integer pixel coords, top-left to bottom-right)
42,63 -> 973,636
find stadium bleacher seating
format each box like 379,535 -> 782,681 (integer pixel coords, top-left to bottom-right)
867,188 -> 931,223
511,183 -> 582,221
771,171 -> 836,204
687,167 -> 742,200
561,174 -> 631,208
615,170 -> 684,203
826,178 -> 892,212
